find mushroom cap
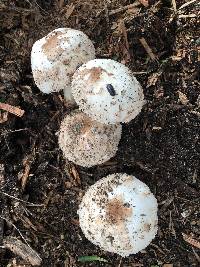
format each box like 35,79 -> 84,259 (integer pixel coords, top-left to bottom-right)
72,59 -> 145,124
31,28 -> 95,99
78,173 -> 158,256
58,111 -> 122,167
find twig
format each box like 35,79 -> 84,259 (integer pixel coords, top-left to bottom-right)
3,236 -> 42,266
0,102 -> 24,117
192,248 -> 200,263
139,37 -> 157,61
0,216 -> 32,249
118,257 -> 123,267
109,2 -> 140,16
132,71 -> 147,74
1,128 -> 29,136
119,20 -> 129,51
0,191 -> 44,207
182,233 -> 200,249
150,243 -> 166,255
104,0 -> 109,23
178,14 -> 196,18
179,0 -> 197,10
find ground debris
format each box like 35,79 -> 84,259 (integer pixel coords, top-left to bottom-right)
178,91 -> 189,105
3,236 -> 42,266
0,110 -> 8,123
182,233 -> 200,249
139,37 -> 157,61
0,103 -> 24,117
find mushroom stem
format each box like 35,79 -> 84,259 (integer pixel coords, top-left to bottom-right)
63,85 -> 75,104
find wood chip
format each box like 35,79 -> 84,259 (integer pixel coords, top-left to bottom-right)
19,157 -> 32,191
182,233 -> 200,249
147,72 -> 162,87
3,236 -> 42,266
0,102 -> 24,117
138,0 -> 149,7
163,264 -> 173,267
178,91 -> 189,105
0,111 -> 8,123
58,0 -> 65,8
70,164 -> 81,185
139,37 -> 157,61
171,0 -> 177,12
62,4 -> 75,20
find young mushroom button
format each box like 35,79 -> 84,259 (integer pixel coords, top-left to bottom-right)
31,28 -> 95,102
58,111 -> 122,167
78,173 -> 158,257
72,59 -> 145,124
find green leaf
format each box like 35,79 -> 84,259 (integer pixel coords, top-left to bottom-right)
78,255 -> 108,263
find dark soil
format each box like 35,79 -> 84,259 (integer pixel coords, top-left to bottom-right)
0,0 -> 199,266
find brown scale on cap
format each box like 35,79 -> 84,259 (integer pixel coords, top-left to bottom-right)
77,66 -> 114,85
42,31 -> 66,61
106,196 -> 132,225
71,113 -> 93,135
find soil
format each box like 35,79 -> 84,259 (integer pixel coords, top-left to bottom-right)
0,0 -> 199,266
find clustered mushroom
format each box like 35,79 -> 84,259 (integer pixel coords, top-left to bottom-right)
31,28 -> 95,102
31,28 -> 158,257
72,59 -> 145,124
78,173 -> 158,256
58,111 -> 122,167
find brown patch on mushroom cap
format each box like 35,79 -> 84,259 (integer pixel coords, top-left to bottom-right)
42,31 -> 64,61
72,112 -> 93,135
80,67 -> 103,83
78,66 -> 114,85
106,196 -> 132,224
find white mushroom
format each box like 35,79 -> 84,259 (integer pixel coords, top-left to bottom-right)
58,111 -> 122,167
72,59 -> 145,124
78,173 -> 158,256
31,28 -> 95,101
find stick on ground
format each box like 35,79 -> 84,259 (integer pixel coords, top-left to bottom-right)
3,236 -> 42,266
0,102 -> 25,117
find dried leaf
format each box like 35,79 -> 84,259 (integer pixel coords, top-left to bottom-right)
182,233 -> 200,249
